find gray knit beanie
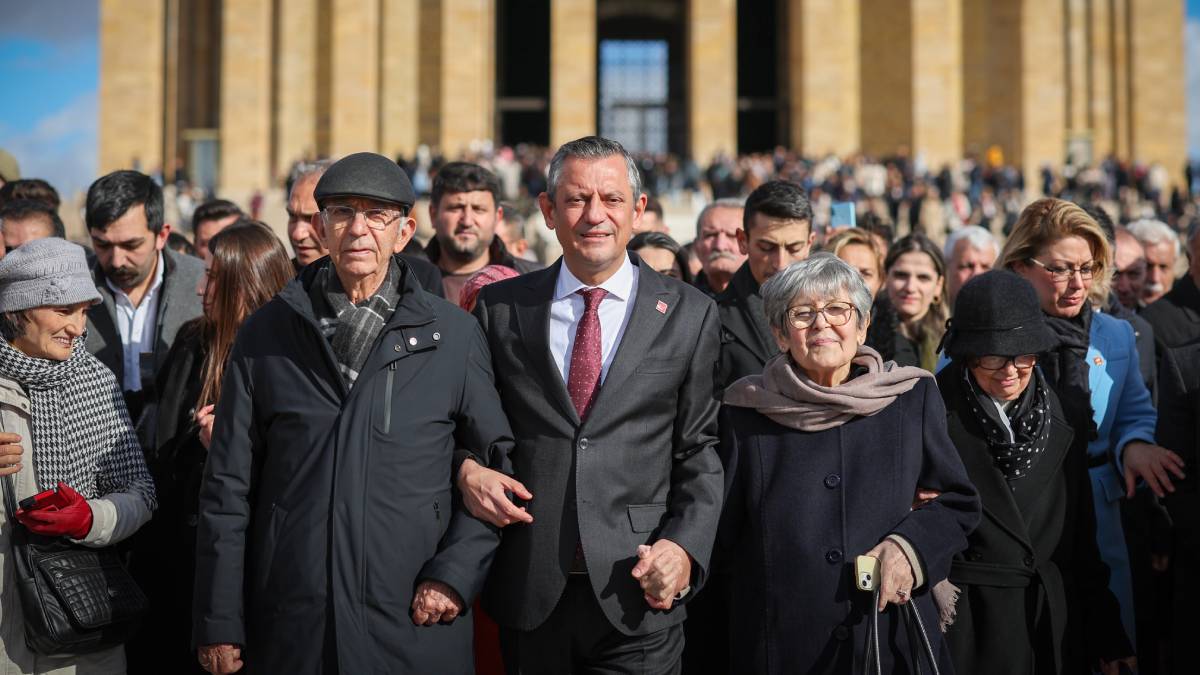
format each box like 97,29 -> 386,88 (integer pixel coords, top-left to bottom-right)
0,238 -> 101,312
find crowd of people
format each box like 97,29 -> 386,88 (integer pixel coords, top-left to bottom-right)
0,134 -> 1196,675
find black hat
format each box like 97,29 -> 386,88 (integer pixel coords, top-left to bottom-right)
313,152 -> 416,209
942,270 -> 1058,359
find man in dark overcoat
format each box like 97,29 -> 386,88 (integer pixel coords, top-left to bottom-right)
192,152 -> 513,674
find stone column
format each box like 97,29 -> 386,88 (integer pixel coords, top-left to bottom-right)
1019,0 -> 1066,194
1065,0 -> 1089,138
787,0 -> 859,156
380,0 -> 420,158
550,0 -> 597,147
219,0 -> 273,194
687,0 -> 737,164
329,0 -> 380,156
275,0 -> 319,175
1129,0 -> 1186,183
99,0 -> 166,173
859,0 -> 911,156
911,0 -> 962,168
1111,0 -> 1132,158
439,0 -> 494,153
1089,0 -> 1114,156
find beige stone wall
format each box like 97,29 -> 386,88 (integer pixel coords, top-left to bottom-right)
438,0 -> 494,153
911,0 -> 963,168
99,0 -> 165,173
1020,0 -> 1067,194
275,0 -> 319,174
219,0 -> 273,193
1112,0 -> 1132,158
859,0 -> 911,156
550,0 -> 597,146
687,0 -> 738,164
380,0 -> 420,158
1129,0 -> 1187,178
329,0 -> 381,156
788,0 -> 860,156
1090,0 -> 1114,155
1065,0 -> 1089,136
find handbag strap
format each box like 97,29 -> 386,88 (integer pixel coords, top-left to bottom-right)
861,594 -> 941,675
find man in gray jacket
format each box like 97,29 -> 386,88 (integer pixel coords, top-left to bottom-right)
83,170 -> 204,422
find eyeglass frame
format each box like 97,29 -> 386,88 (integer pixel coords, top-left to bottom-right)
785,301 -> 859,329
971,354 -> 1038,371
1026,256 -> 1102,282
320,204 -> 408,231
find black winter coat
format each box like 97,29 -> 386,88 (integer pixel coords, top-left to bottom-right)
937,363 -> 1130,674
865,294 -> 921,369
192,256 -> 515,674
715,378 -> 980,674
715,263 -> 776,393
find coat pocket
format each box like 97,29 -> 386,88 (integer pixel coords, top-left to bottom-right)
627,503 -> 668,532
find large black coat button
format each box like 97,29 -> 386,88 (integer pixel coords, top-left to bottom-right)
823,473 -> 841,489
826,548 -> 843,564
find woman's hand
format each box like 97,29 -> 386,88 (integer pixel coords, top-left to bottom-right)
863,539 -> 915,612
197,644 -> 243,674
1122,441 -> 1186,498
195,404 -> 216,449
0,432 -> 22,476
456,458 -> 533,527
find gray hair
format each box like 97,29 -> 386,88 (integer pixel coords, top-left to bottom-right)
761,253 -> 873,335
943,225 -> 998,263
288,158 -> 335,188
546,136 -> 642,201
1127,218 -> 1181,257
695,198 -> 746,238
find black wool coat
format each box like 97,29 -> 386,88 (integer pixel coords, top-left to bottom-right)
715,262 -> 776,393
715,378 -> 980,674
937,363 -> 1130,675
191,256 -> 515,674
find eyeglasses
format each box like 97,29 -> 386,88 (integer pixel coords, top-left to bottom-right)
321,205 -> 403,230
786,302 -> 857,329
972,354 -> 1038,371
1027,257 -> 1101,282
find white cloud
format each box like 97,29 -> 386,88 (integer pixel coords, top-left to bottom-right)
1188,18 -> 1200,161
0,90 -> 97,198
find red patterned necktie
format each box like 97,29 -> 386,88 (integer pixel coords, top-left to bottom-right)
567,288 -> 607,421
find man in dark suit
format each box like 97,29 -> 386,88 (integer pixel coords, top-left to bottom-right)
715,180 -> 816,392
460,136 -> 724,673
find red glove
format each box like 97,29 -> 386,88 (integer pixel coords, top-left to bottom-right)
15,482 -> 94,539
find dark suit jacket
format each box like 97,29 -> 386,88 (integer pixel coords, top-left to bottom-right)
938,363 -> 1129,674
715,263 -> 775,393
473,254 -> 724,637
1141,274 -> 1200,350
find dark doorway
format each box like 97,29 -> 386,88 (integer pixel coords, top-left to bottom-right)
597,1 -> 685,155
496,0 -> 550,145
737,0 -> 782,152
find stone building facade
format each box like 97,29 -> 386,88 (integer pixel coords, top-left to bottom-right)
98,0 -> 1188,199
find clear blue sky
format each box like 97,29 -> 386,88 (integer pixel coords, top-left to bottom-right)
0,0 -> 1197,198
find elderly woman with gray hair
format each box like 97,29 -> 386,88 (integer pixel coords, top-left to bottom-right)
716,253 -> 979,674
0,237 -> 156,673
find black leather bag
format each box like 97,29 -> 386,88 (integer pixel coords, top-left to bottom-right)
3,475 -> 148,656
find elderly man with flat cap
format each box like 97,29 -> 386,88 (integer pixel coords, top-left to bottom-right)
192,152 -> 515,674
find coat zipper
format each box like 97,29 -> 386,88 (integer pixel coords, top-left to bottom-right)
382,362 -> 396,433
433,499 -> 440,521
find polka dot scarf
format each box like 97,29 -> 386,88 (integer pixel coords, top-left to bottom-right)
962,365 -> 1052,482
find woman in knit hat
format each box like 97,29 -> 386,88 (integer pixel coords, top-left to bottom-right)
937,269 -> 1133,675
0,237 -> 156,673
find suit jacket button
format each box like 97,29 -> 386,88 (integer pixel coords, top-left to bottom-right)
823,473 -> 841,489
1023,556 -> 1035,567
833,625 -> 850,641
826,548 -> 843,564
578,438 -> 589,451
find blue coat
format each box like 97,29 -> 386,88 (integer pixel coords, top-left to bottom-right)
1084,310 -> 1156,646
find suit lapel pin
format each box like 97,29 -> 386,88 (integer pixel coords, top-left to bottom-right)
656,300 -> 668,314
1093,356 -> 1104,366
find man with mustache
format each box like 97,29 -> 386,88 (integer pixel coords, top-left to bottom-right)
1127,218 -> 1181,305
690,198 -> 745,296
84,169 -> 204,422
425,162 -> 540,302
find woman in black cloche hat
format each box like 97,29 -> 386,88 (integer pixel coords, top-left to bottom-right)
936,270 -> 1135,675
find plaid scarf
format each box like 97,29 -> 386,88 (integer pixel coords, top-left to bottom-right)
310,259 -> 401,387
0,337 -> 156,509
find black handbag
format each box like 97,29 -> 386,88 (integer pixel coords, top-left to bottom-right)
862,585 -> 941,675
2,475 -> 148,656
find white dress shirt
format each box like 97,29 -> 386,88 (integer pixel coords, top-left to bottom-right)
549,254 -> 639,386
106,252 -> 165,392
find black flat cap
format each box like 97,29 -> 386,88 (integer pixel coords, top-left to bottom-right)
313,152 -> 415,209
943,270 -> 1059,359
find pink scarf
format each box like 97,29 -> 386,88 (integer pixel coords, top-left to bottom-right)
724,345 -> 931,431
